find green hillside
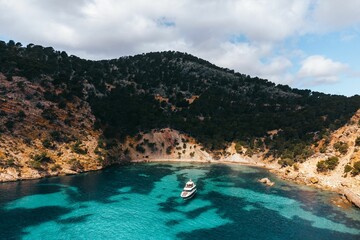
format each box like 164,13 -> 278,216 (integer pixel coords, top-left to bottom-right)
1,40 -> 359,164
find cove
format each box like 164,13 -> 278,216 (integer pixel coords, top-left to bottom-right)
0,163 -> 359,240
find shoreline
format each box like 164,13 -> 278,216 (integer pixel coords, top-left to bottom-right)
131,158 -> 273,170
1,157 -> 359,209
131,158 -> 360,209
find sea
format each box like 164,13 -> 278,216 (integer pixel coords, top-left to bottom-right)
0,162 -> 359,240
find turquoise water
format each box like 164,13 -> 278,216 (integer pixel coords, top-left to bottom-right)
0,163 -> 359,239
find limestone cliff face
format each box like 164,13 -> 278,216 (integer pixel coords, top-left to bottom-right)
122,128 -> 262,166
0,73 -> 105,181
123,128 -> 211,161
270,110 -> 360,206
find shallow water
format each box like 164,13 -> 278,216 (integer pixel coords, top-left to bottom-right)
0,163 -> 359,240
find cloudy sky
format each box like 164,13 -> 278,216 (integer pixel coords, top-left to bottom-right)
0,0 -> 359,96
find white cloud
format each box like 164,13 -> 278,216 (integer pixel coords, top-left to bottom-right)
297,55 -> 348,85
0,0 -> 310,57
0,0 -> 310,82
0,0 -> 359,95
312,0 -> 360,30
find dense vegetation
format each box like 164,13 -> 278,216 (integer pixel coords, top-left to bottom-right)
317,156 -> 339,172
352,161 -> 360,176
1,40 -> 360,162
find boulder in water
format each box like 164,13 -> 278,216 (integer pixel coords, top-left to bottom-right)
259,177 -> 275,186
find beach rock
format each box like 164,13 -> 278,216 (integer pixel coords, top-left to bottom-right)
343,189 -> 360,209
63,169 -> 78,175
259,177 -> 275,186
330,195 -> 353,209
309,177 -> 319,184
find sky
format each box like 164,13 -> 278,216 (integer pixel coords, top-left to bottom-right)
0,0 -> 359,96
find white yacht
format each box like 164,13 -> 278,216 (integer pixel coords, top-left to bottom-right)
180,179 -> 197,200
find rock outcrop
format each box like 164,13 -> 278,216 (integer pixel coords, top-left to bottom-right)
258,177 -> 275,186
343,189 -> 360,208
0,74 -> 115,181
271,109 -> 360,208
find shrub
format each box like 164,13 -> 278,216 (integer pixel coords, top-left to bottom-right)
0,110 -> 7,116
23,137 -> 32,145
71,141 -> 88,155
352,161 -> 360,176
355,137 -> 360,147
29,160 -> 42,170
50,131 -> 62,142
235,142 -> 244,153
64,118 -> 71,126
68,158 -> 83,172
58,100 -> 66,109
1,158 -> 17,168
246,149 -> 254,157
94,147 -> 101,155
301,147 -> 314,160
42,139 -> 54,149
5,120 -> 14,130
135,144 -> 145,153
36,102 -> 45,109
317,160 -> 327,172
344,164 -> 353,173
147,142 -> 157,152
319,146 -> 326,153
255,140 -> 264,150
327,156 -> 339,170
317,156 -> 339,172
17,110 -> 26,120
41,108 -> 57,121
293,163 -> 299,171
97,138 -> 105,148
166,146 -> 172,155
278,158 -> 295,167
33,152 -> 53,163
17,81 -> 25,91
96,156 -> 103,162
50,164 -> 61,171
333,142 -> 348,155
135,134 -> 143,141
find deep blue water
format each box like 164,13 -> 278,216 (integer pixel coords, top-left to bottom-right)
0,163 -> 359,240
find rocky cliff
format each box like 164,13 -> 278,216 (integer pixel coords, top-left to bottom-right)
269,109 -> 360,207
0,73 -> 106,181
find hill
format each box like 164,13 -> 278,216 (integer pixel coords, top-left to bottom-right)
0,40 -> 359,205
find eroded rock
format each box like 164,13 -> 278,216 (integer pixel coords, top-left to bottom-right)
309,177 -> 319,184
259,177 -> 275,186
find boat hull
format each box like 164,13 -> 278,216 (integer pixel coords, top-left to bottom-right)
181,189 -> 197,200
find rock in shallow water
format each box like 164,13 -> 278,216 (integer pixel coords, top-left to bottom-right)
259,177 -> 275,186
